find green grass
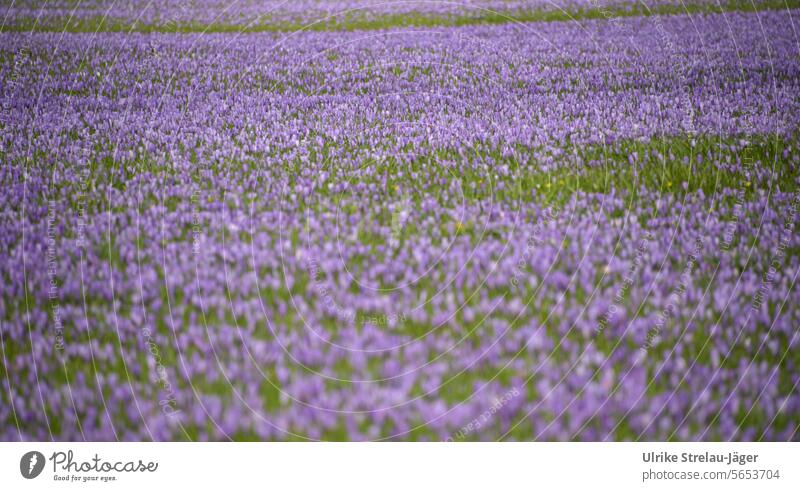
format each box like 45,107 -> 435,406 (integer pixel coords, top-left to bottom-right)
2,0 -> 798,33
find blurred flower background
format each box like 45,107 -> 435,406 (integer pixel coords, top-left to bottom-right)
1,0 -> 799,441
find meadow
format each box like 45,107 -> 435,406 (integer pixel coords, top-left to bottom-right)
1,1 -> 799,441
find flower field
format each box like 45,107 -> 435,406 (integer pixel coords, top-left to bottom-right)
1,2 -> 799,441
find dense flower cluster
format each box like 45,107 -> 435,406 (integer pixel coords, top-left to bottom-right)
1,8 -> 799,441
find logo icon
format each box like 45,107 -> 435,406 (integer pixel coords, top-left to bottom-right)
20,451 -> 45,479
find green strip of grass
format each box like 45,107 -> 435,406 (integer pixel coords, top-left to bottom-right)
517,134 -> 799,207
2,0 -> 798,33
300,134 -> 798,210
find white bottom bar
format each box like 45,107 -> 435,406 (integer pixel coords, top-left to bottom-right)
1,443 -> 797,489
